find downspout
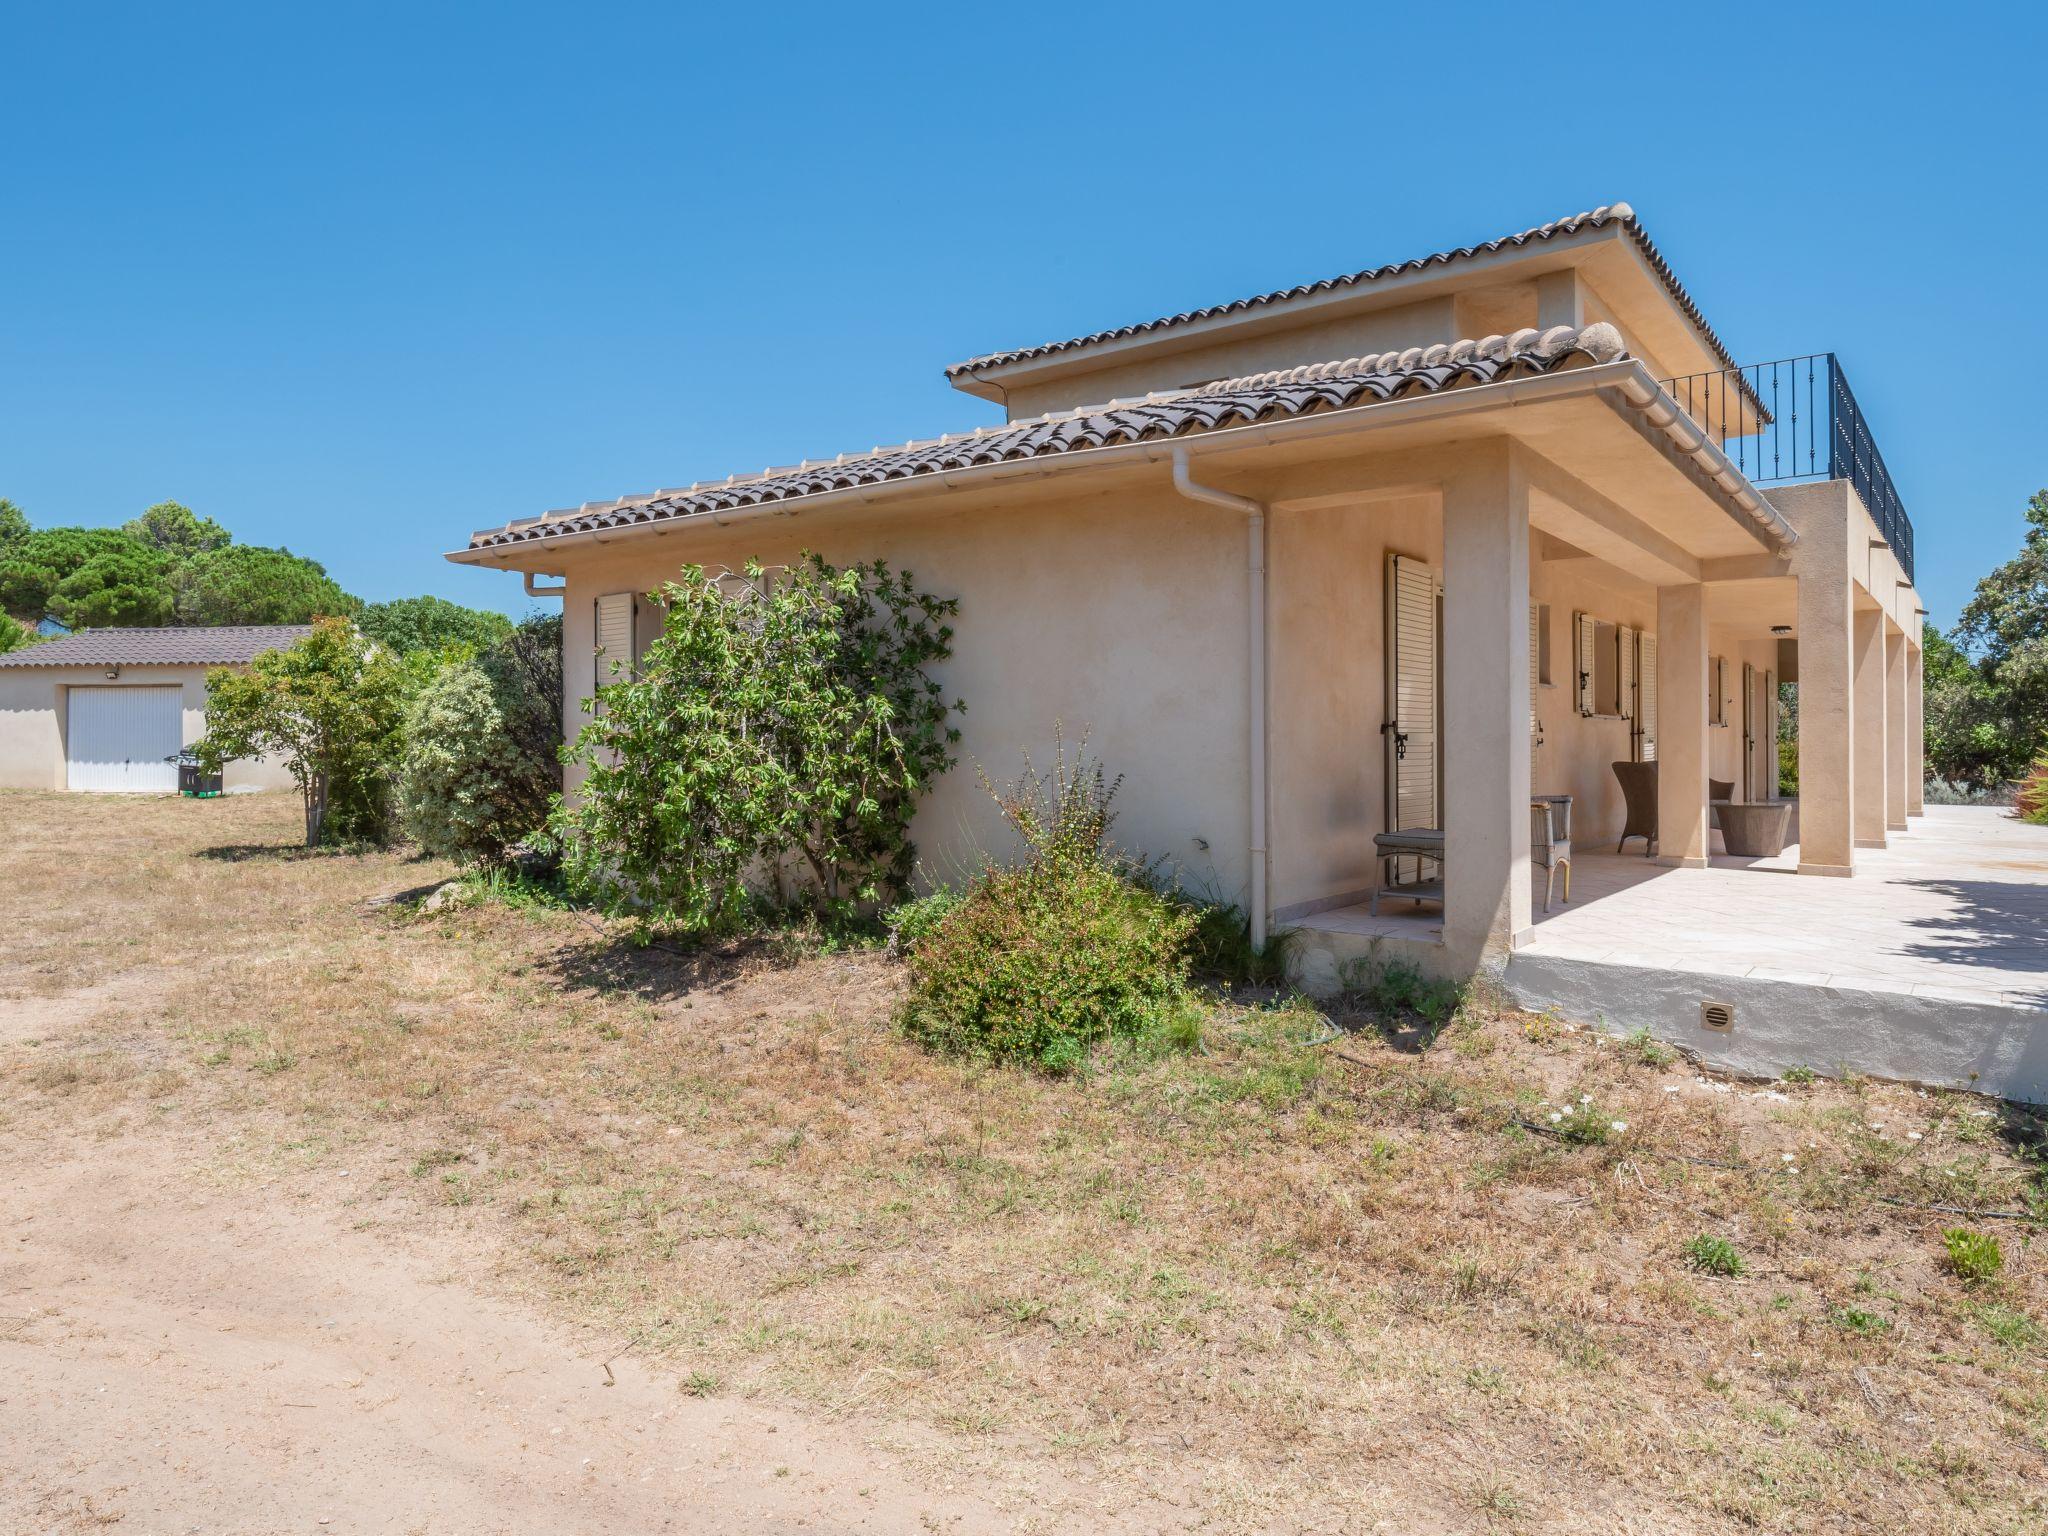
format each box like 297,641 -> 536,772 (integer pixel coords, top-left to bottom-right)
524,571 -> 567,598
1171,447 -> 1268,951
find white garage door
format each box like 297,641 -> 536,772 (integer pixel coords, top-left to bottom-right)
67,686 -> 184,793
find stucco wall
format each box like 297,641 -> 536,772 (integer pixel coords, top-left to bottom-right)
0,664 -> 296,792
1265,492 -> 1437,914
554,486 -> 1257,904
1529,554 -> 1656,850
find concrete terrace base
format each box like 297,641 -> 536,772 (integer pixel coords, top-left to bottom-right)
1504,954 -> 2048,1104
1288,807 -> 2048,1103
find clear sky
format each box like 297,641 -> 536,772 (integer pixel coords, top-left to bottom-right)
3,2 -> 2041,628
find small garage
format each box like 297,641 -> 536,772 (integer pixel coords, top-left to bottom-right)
0,625 -> 311,793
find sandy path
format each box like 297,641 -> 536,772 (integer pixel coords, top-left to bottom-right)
0,1094 -> 1027,1534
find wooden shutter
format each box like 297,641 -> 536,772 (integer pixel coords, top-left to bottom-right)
1763,669 -> 1776,796
1575,612 -> 1596,716
1617,625 -> 1636,721
1637,632 -> 1658,761
1741,661 -> 1756,798
594,591 -> 634,691
1385,554 -> 1439,833
1529,602 -> 1543,744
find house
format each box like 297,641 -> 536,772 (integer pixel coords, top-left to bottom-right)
448,204 -> 2044,1097
0,626 -> 309,793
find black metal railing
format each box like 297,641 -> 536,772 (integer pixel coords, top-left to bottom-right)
1657,353 -> 1912,583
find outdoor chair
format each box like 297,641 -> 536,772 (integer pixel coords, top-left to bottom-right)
1710,778 -> 1735,803
1531,795 -> 1572,912
1612,759 -> 1658,856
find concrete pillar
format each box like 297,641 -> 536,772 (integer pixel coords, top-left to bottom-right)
1884,620 -> 1908,831
1440,445 -> 1531,970
1770,482 -> 1854,876
1907,638 -> 1925,816
1656,582 -> 1710,867
1851,607 -> 1888,849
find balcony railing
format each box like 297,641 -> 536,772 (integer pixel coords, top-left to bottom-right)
1657,353 -> 1912,584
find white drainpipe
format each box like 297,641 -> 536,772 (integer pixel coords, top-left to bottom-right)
1170,447 -> 1268,951
524,571 -> 567,598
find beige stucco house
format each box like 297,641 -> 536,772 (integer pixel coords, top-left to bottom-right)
0,626 -> 308,793
448,202 -> 1928,1002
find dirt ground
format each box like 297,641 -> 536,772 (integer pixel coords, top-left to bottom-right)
2,790 -> 2044,1534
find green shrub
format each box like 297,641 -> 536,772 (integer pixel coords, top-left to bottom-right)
884,890 -> 960,950
397,652 -> 559,867
899,742 -> 1196,1073
1177,899 -> 1294,986
1943,1227 -> 2005,1284
1682,1234 -> 1747,1277
194,617 -> 405,846
557,558 -> 959,929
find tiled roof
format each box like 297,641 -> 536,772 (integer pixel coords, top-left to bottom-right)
465,324 -> 1631,552
944,203 -> 1743,383
0,625 -> 314,668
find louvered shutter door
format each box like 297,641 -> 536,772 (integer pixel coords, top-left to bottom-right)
595,591 -> 634,691
1387,555 -> 1439,833
1575,612 -> 1596,715
1529,603 -> 1543,743
1637,633 -> 1658,761
1764,669 -> 1776,796
1618,626 -> 1636,720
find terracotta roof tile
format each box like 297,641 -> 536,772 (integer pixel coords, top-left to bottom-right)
944,203 -> 1743,382
0,625 -> 314,669
465,324 -> 1630,552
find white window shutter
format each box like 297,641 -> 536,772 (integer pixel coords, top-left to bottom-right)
1386,554 -> 1439,833
1637,632 -> 1658,761
1529,602 -> 1542,743
595,591 -> 634,690
1574,612 -> 1595,715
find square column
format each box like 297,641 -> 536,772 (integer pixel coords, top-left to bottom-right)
1777,484 -> 1854,875
1907,637 -> 1925,816
1851,607 -> 1888,849
1440,446 -> 1531,971
1884,619 -> 1908,831
1656,582 -> 1710,867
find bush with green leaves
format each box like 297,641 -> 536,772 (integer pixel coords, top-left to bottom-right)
397,615 -> 563,867
194,617 -> 407,846
899,743 -> 1198,1073
556,558 -> 959,928
360,594 -> 515,657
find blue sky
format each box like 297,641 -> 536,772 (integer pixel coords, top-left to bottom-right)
3,2 -> 2041,628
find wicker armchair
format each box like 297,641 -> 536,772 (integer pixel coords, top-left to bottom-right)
1612,760 -> 1658,856
1710,778 -> 1735,803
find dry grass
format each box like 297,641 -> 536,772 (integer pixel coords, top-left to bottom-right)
5,788 -> 2046,1533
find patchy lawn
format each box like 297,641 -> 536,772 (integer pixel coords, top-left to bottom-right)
4,789 -> 2045,1533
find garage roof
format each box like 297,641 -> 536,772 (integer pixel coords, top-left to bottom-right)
0,625 -> 313,668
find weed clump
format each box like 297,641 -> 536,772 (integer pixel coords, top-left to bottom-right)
1943,1228 -> 2005,1284
1683,1233 -> 1748,1277
899,740 -> 1197,1072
